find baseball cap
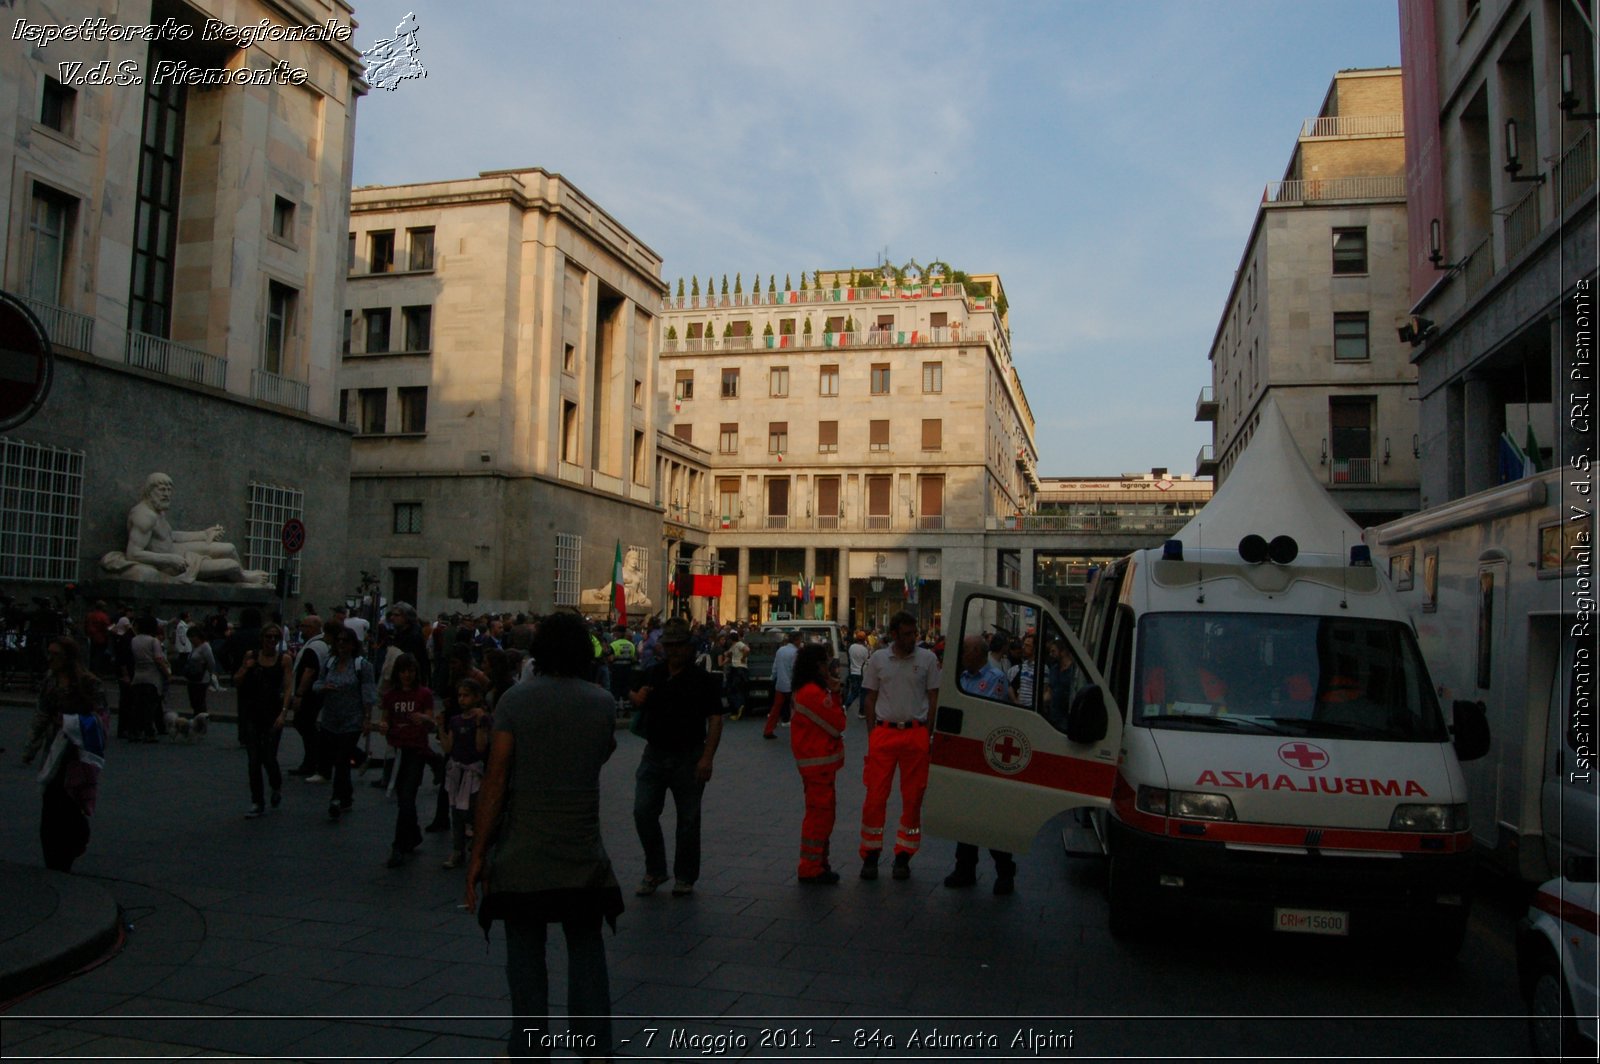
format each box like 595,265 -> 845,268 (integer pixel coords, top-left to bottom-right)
661,618 -> 692,645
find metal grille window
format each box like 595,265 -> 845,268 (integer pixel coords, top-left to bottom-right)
554,532 -> 581,606
393,502 -> 422,534
0,437 -> 84,582
246,481 -> 303,594
448,560 -> 469,598
628,545 -> 649,592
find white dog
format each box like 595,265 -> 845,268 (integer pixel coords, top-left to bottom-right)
164,710 -> 210,740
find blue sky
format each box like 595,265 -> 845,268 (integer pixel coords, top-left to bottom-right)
348,0 -> 1402,476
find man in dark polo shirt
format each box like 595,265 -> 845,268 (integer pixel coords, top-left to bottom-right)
628,617 -> 724,898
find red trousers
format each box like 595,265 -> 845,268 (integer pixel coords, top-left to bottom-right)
859,724 -> 929,859
797,764 -> 841,876
762,690 -> 791,736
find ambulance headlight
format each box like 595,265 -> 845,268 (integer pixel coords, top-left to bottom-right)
1138,786 -> 1235,821
1389,803 -> 1469,832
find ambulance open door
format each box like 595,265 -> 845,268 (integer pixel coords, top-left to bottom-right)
924,582 -> 1123,854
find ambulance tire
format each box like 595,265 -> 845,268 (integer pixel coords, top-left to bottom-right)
1527,949 -> 1592,1059
1107,853 -> 1153,941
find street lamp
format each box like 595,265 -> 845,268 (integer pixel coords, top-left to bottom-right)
869,553 -> 886,594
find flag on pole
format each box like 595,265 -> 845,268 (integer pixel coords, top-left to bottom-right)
611,542 -> 627,626
1524,422 -> 1543,473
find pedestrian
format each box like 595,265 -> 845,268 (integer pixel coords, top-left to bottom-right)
83,600 -> 111,674
23,636 -> 103,768
789,642 -> 846,884
182,626 -> 219,723
235,624 -> 291,818
377,652 -> 435,866
857,610 -> 941,881
287,616 -> 331,777
1009,632 -> 1037,708
172,610 -> 192,677
845,630 -> 870,718
466,611 -> 622,1062
311,626 -> 377,821
762,630 -> 802,739
719,628 -> 749,721
944,635 -> 1017,894
127,615 -> 170,742
608,624 -> 636,707
441,677 -> 490,869
629,617 -> 724,897
36,636 -> 109,872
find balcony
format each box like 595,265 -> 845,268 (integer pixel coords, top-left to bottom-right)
660,325 -> 983,354
1502,183 -> 1542,264
19,297 -> 94,353
663,281 -> 979,312
1195,385 -> 1218,422
1329,457 -> 1374,486
251,368 -> 310,412
1300,114 -> 1403,138
1195,443 -> 1218,477
1554,128 -> 1595,217
125,331 -> 227,389
1261,175 -> 1405,204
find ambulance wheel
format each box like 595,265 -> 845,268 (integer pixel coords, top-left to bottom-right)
1527,950 -> 1592,1059
1107,854 -> 1151,941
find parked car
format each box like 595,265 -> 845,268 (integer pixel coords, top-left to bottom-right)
1518,873 -> 1599,1058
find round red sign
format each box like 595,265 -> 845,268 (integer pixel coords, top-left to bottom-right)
281,517 -> 307,555
0,292 -> 54,432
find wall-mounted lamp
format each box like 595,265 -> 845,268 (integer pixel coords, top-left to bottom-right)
1504,119 -> 1546,183
1427,219 -> 1460,270
1412,434 -> 1421,460
1560,51 -> 1600,120
1383,437 -> 1392,465
1397,315 -> 1437,347
1319,438 -> 1328,466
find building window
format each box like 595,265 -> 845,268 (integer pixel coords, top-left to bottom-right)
1333,312 -> 1370,361
922,361 -> 943,394
918,474 -> 944,530
866,475 -> 892,529
818,420 -> 838,453
766,478 -> 790,528
339,389 -> 353,426
40,76 -> 76,135
271,196 -> 294,242
365,308 -> 392,354
128,62 -> 184,337
398,387 -> 427,433
768,421 -> 788,454
718,478 -> 739,528
1329,397 -> 1375,484
347,232 -> 356,271
769,367 -> 789,397
561,400 -> 579,462
719,423 -> 739,454
27,185 -> 74,306
921,418 -> 942,451
342,311 -> 352,355
674,423 -> 692,443
263,282 -> 297,374
246,481 -> 304,593
633,429 -> 647,482
674,370 -> 694,401
403,305 -> 432,352
393,502 -> 422,533
448,560 -> 470,599
407,227 -> 434,271
870,419 -> 889,452
368,230 -> 395,273
563,343 -> 575,372
1332,227 -> 1368,275
721,368 -> 740,398
819,364 -> 839,396
0,436 -> 84,581
871,364 -> 891,395
816,476 -> 840,528
358,389 -> 387,434
553,532 -> 581,606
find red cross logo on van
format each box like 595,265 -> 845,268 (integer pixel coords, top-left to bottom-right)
1278,742 -> 1329,771
984,727 -> 1032,776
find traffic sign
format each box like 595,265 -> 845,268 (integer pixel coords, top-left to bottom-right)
0,291 -> 54,432
281,517 -> 307,554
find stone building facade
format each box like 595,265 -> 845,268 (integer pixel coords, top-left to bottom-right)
339,169 -> 667,616
656,266 -> 1038,633
1,0 -> 363,610
1198,68 -> 1421,526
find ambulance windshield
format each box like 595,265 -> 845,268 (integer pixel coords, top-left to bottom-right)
1133,612 -> 1447,741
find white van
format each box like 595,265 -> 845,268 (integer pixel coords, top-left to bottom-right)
923,403 -> 1488,954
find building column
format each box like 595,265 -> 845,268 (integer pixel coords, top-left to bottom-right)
836,548 -> 850,631
1020,546 -> 1036,596
737,548 -> 750,625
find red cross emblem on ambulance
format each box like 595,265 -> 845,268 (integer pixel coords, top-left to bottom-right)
1278,741 -> 1329,771
984,727 -> 1032,776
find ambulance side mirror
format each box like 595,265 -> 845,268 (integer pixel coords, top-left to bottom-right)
1450,699 -> 1490,762
1066,685 -> 1109,744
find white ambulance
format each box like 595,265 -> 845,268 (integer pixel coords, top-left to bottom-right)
923,403 -> 1489,954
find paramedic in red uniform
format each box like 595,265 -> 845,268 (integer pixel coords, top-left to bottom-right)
789,642 -> 846,884
857,611 -> 941,881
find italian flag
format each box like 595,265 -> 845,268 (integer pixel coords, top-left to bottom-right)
611,541 -> 627,626
897,331 -> 920,344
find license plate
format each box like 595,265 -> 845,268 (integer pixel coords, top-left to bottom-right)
1273,907 -> 1349,936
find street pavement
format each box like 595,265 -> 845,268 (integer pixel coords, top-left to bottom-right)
0,684 -> 1535,1061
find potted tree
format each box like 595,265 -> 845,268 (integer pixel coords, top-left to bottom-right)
842,315 -> 856,347
763,321 -> 776,349
803,317 -> 814,347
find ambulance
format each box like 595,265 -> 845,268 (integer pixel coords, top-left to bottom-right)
923,403 -> 1489,954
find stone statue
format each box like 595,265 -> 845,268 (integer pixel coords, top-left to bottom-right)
580,549 -> 653,612
99,473 -> 270,585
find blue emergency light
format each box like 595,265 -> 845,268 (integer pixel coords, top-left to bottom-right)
1162,540 -> 1184,561
1350,545 -> 1372,567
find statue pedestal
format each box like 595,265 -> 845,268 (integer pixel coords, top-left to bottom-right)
78,578 -> 279,618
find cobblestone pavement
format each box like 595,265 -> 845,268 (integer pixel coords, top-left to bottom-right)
0,689 -> 1532,1061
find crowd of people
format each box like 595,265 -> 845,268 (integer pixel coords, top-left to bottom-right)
18,594 -> 1071,1060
